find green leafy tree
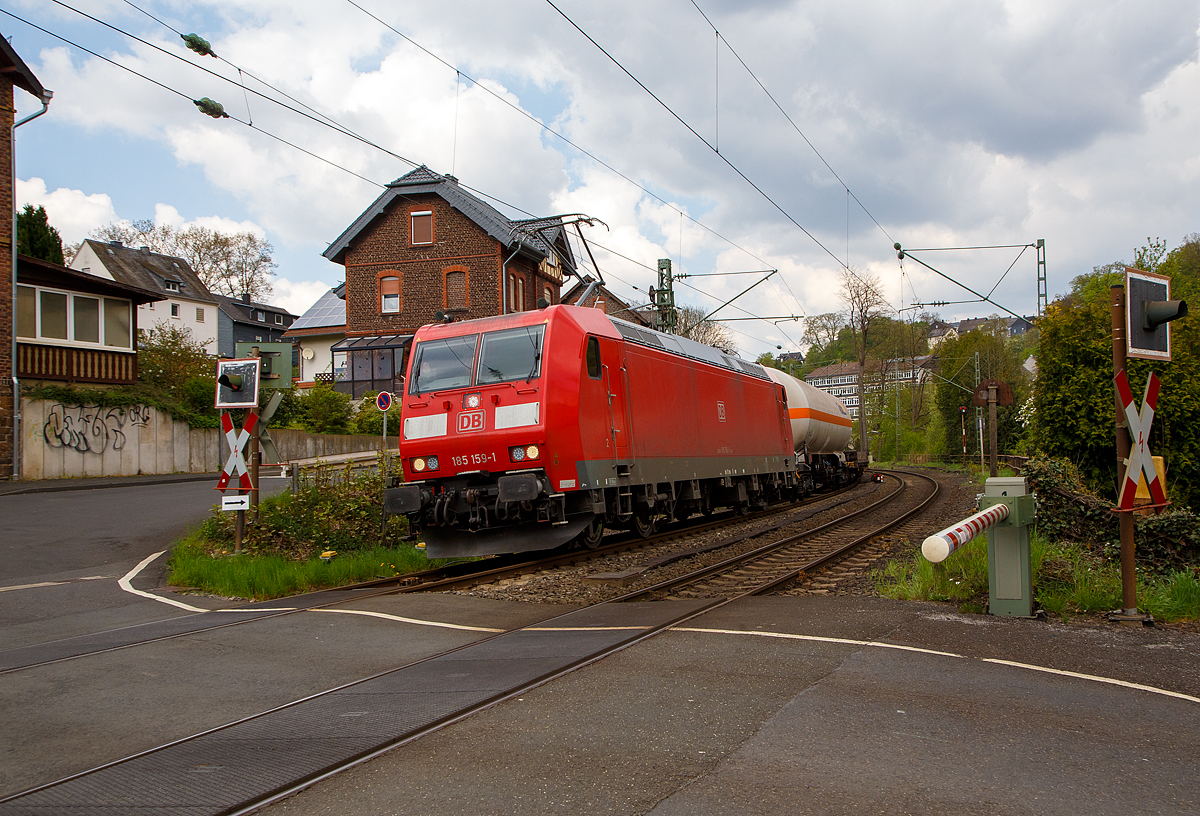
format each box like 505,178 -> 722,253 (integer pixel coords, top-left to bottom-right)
302,381 -> 353,434
138,323 -> 216,390
933,324 -> 1030,460
17,205 -> 64,264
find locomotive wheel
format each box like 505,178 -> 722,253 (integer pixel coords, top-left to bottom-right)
580,518 -> 605,549
631,513 -> 656,538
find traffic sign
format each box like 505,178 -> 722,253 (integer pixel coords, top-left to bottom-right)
376,391 -> 393,412
216,410 -> 259,492
1114,369 -> 1166,511
221,495 -> 251,511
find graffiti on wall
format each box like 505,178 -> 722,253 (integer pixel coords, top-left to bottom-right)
42,403 -> 153,455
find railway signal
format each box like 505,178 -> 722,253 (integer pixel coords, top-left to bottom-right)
1109,271 -> 1187,623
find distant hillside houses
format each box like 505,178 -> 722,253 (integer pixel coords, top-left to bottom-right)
806,356 -> 937,419
929,315 -> 1033,348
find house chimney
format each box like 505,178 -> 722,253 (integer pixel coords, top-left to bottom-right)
241,292 -> 251,304
140,246 -> 150,254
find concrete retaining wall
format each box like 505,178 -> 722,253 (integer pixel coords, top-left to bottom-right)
20,398 -> 383,480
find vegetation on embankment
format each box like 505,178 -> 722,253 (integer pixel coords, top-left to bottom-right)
167,464 -> 455,600
875,457 -> 1200,622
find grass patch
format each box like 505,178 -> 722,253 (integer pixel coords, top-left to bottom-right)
168,533 -> 453,600
875,531 -> 1200,623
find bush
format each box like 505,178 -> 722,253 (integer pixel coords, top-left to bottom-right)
352,391 -> 402,437
199,462 -> 405,558
138,323 -> 216,390
301,381 -> 353,434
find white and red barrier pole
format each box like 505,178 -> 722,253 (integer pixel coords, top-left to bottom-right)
921,503 -> 1010,563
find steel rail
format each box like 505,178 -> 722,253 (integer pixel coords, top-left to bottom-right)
612,471 -> 936,602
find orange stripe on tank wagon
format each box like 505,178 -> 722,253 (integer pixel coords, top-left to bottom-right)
788,407 -> 853,428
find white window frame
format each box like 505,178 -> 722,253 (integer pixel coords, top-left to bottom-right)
170,303 -> 181,318
15,284 -> 134,351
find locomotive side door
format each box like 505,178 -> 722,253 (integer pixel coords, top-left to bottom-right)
598,337 -> 631,463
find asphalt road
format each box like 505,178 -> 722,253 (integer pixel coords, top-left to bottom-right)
0,477 -> 290,647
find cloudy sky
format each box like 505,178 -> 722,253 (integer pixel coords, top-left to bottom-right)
9,0 -> 1200,358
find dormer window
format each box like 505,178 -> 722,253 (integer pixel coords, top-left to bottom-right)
257,310 -> 266,321
164,280 -> 180,292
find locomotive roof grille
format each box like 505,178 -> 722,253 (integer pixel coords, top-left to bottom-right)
610,317 -> 769,381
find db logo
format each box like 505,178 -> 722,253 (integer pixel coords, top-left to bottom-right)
457,411 -> 485,433
717,401 -> 726,422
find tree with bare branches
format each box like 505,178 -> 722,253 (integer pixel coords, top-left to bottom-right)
840,268 -> 889,450
676,304 -> 737,355
72,219 -> 276,301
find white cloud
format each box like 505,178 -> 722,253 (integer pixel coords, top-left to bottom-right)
12,0 -> 1200,357
270,277 -> 331,317
16,178 -> 118,243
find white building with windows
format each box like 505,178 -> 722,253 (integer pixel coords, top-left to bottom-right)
70,240 -> 219,351
805,356 -> 937,419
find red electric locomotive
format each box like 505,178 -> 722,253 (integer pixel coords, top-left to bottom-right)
387,304 -> 859,558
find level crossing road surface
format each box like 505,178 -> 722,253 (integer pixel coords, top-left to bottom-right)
0,584 -> 1197,814
0,476 -> 290,647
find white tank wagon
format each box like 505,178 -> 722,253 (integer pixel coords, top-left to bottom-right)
763,368 -> 854,454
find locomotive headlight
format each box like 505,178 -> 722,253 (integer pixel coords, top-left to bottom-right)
426,456 -> 439,471
510,444 -> 540,462
463,392 -> 482,409
412,457 -> 426,472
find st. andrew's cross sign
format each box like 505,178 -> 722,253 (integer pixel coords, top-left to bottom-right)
1114,369 -> 1166,511
217,410 -> 259,492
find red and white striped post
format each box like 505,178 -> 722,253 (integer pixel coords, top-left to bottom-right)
922,503 -> 1010,563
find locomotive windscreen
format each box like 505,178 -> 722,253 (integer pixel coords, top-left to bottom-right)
408,334 -> 479,394
476,325 -> 545,384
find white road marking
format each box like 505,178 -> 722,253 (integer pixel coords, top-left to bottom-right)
213,607 -> 298,612
0,576 -> 114,593
118,551 -> 208,613
675,627 -> 965,658
310,608 -> 504,632
674,627 -> 1198,705
0,581 -> 66,593
983,658 -> 1200,705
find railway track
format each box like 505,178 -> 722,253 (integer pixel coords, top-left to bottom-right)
615,470 -> 938,602
0,469 -> 953,814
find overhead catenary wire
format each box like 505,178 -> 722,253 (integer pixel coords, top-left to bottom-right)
23,1 -> 809,348
86,0 -> 810,340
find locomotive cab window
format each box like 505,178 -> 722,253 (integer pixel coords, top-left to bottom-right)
585,336 -> 601,379
408,334 -> 479,394
477,325 -> 545,385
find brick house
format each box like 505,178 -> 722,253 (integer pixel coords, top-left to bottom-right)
322,166 -> 575,397
2,36 -> 50,478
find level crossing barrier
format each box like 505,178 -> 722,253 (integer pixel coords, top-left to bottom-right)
921,477 -> 1037,617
